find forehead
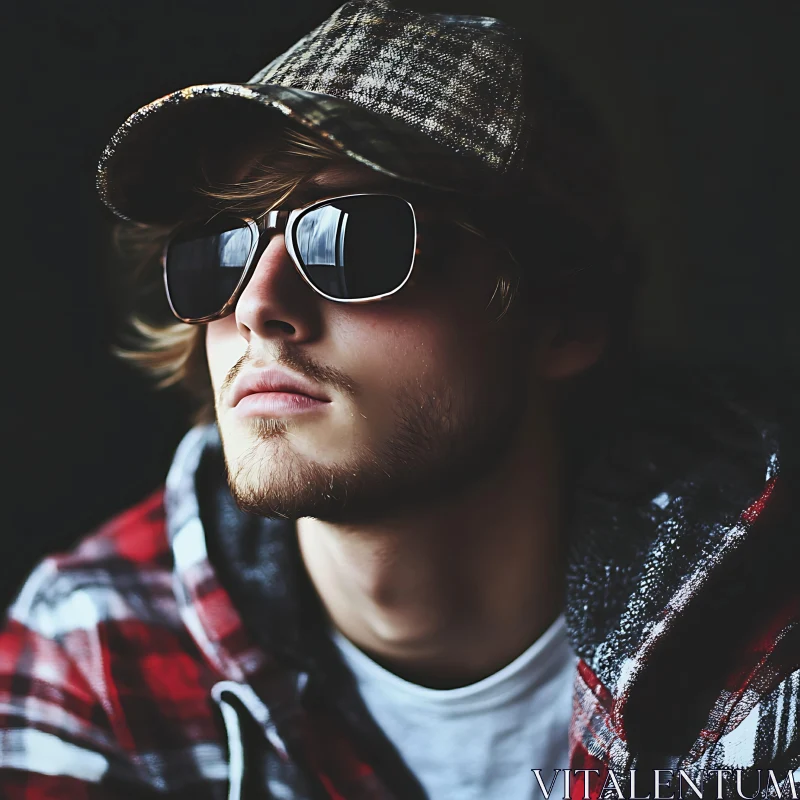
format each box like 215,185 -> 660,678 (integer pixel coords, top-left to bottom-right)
309,161 -> 395,187
291,161 -> 422,202
207,146 -> 466,217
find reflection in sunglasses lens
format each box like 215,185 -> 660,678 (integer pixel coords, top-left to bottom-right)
294,196 -> 415,300
165,218 -> 254,320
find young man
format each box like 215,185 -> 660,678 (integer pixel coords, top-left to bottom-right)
1,2 -> 797,799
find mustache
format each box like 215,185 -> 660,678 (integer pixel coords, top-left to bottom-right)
219,341 -> 357,402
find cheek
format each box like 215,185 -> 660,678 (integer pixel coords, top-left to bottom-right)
205,316 -> 246,393
332,288 -> 513,399
347,317 -> 441,390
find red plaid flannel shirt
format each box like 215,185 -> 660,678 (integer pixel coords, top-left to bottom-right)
0,427 -> 409,799
0,411 -> 798,798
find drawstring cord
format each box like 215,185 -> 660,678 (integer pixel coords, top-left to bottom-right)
215,695 -> 245,800
211,680 -> 292,800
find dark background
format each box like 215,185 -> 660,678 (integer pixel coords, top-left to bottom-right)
4,1 -> 799,608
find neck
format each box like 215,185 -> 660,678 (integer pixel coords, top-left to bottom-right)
297,403 -> 568,689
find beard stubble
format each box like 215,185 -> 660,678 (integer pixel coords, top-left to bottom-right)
219,343 -> 528,524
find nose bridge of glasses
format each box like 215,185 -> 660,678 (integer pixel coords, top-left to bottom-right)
260,209 -> 289,233
249,209 -> 290,265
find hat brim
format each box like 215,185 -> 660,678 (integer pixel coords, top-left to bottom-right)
97,83 -> 503,224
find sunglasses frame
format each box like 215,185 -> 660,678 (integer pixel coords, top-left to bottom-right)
162,192 -> 418,324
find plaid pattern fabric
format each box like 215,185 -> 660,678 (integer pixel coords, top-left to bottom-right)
0,380 -> 798,797
96,83 -> 494,225
0,427 -> 404,799
250,1 -> 528,173
564,370 -> 800,799
568,477 -> 800,798
96,0 -> 531,224
0,489 -> 229,798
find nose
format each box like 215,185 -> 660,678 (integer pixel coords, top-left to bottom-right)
234,232 -> 322,343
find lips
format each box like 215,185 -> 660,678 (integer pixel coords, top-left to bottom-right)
229,367 -> 330,408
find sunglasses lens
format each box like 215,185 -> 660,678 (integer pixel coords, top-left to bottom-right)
292,195 -> 415,300
164,217 -> 255,320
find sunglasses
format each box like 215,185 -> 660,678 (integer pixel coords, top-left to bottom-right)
162,192 -> 421,323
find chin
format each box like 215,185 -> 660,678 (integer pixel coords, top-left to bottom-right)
222,421 -> 296,477
225,453 -> 353,522
217,420 -> 346,520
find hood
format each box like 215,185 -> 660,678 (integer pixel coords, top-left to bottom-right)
565,364 -> 798,764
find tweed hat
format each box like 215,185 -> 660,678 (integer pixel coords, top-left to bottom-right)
97,0 -> 537,225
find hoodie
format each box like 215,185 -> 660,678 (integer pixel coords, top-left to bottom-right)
0,366 -> 797,799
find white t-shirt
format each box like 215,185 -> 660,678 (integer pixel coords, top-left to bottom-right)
331,613 -> 576,800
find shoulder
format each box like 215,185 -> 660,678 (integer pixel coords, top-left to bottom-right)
0,489 -> 228,793
6,487 -> 178,642
54,485 -> 170,571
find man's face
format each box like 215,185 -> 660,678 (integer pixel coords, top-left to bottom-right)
205,162 -> 578,522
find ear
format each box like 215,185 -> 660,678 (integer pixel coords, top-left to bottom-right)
532,310 -> 610,380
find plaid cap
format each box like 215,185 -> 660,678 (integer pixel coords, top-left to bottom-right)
96,0 -> 533,224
